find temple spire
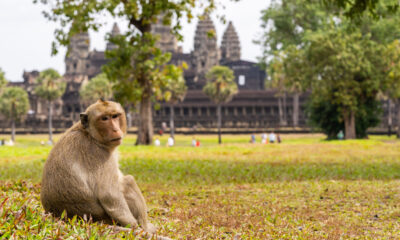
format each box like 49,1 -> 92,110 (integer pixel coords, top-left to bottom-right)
220,21 -> 241,63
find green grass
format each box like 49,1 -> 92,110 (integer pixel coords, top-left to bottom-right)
1,134 -> 400,239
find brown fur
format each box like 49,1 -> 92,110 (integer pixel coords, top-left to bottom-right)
40,100 -> 156,233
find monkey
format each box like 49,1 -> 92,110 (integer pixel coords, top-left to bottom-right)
40,99 -> 157,234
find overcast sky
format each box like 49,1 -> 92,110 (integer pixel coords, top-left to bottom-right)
0,0 -> 270,81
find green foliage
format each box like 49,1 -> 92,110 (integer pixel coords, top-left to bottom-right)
203,66 -> 238,104
308,95 -> 381,139
34,68 -> 66,102
256,0 -> 330,68
0,87 -> 29,120
384,40 -> 400,99
160,64 -> 187,104
325,0 -> 400,19
102,32 -> 175,106
79,73 -> 113,104
0,68 -> 7,92
259,0 -> 400,138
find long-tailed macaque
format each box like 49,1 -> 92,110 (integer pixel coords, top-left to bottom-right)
41,100 -> 156,234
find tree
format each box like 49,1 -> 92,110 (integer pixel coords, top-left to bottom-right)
160,64 -> 187,139
281,45 -> 311,127
306,29 -> 386,139
257,0 -> 330,127
80,73 -> 113,105
34,68 -> 66,144
267,53 -> 288,126
36,0 -> 217,145
0,68 -> 7,93
385,40 -> 400,138
203,66 -> 238,144
0,87 -> 29,142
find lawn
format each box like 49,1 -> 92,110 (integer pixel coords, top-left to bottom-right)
1,133 -> 400,239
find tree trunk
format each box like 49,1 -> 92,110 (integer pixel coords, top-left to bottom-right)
283,92 -> 287,126
48,101 -> 53,144
169,105 -> 175,139
396,99 -> 400,138
344,110 -> 356,139
11,119 -> 15,142
11,103 -> 15,142
388,99 -> 392,136
217,103 -> 222,144
136,87 -> 153,145
293,92 -> 299,127
278,96 -> 284,126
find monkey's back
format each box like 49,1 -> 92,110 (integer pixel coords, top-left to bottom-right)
40,123 -> 109,220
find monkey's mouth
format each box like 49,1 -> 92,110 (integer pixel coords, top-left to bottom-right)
110,137 -> 122,142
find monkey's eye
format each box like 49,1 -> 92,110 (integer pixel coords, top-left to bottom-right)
112,114 -> 119,119
101,116 -> 109,121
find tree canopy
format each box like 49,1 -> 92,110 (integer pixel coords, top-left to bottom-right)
34,68 -> 66,102
203,66 -> 238,104
0,87 -> 30,120
80,73 -> 113,104
258,0 -> 400,139
0,68 -> 7,92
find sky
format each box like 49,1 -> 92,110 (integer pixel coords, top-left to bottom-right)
0,0 -> 270,81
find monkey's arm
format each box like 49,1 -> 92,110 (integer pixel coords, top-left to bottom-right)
97,181 -> 138,227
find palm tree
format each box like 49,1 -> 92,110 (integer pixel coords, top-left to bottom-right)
0,68 -> 7,93
80,73 -> 113,105
34,68 -> 66,145
203,66 -> 238,144
162,65 -> 187,139
0,87 -> 29,142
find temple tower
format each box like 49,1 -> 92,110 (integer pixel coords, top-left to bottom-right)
106,23 -> 121,51
220,21 -> 241,63
65,31 -> 90,76
151,16 -> 178,53
192,14 -> 219,78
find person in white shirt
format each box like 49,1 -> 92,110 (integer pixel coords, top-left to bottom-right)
154,137 -> 161,146
167,136 -> 174,147
269,132 -> 276,143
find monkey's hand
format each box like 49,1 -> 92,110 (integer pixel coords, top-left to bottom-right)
144,222 -> 157,234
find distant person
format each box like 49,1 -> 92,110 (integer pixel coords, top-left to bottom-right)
158,129 -> 163,136
154,137 -> 161,146
261,133 -> 267,144
196,140 -> 201,147
192,137 -> 197,147
277,134 -> 281,143
40,140 -> 45,146
337,130 -> 344,140
161,122 -> 167,132
250,134 -> 256,143
167,136 -> 174,147
6,139 -> 14,146
269,132 -> 276,143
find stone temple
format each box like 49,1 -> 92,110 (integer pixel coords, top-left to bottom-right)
8,15 -> 312,132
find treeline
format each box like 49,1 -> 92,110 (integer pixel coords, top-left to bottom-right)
256,0 -> 400,139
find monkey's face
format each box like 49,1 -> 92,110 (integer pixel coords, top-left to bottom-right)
81,100 -> 127,147
95,112 -> 124,146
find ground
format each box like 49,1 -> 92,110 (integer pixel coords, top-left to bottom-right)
1,134 -> 400,239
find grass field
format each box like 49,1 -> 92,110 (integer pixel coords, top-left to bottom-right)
1,133 -> 400,239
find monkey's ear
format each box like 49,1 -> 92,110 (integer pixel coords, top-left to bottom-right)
80,113 -> 89,129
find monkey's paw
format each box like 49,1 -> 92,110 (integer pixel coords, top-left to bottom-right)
145,222 -> 157,234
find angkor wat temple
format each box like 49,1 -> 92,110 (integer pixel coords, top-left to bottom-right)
6,16 -> 373,132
